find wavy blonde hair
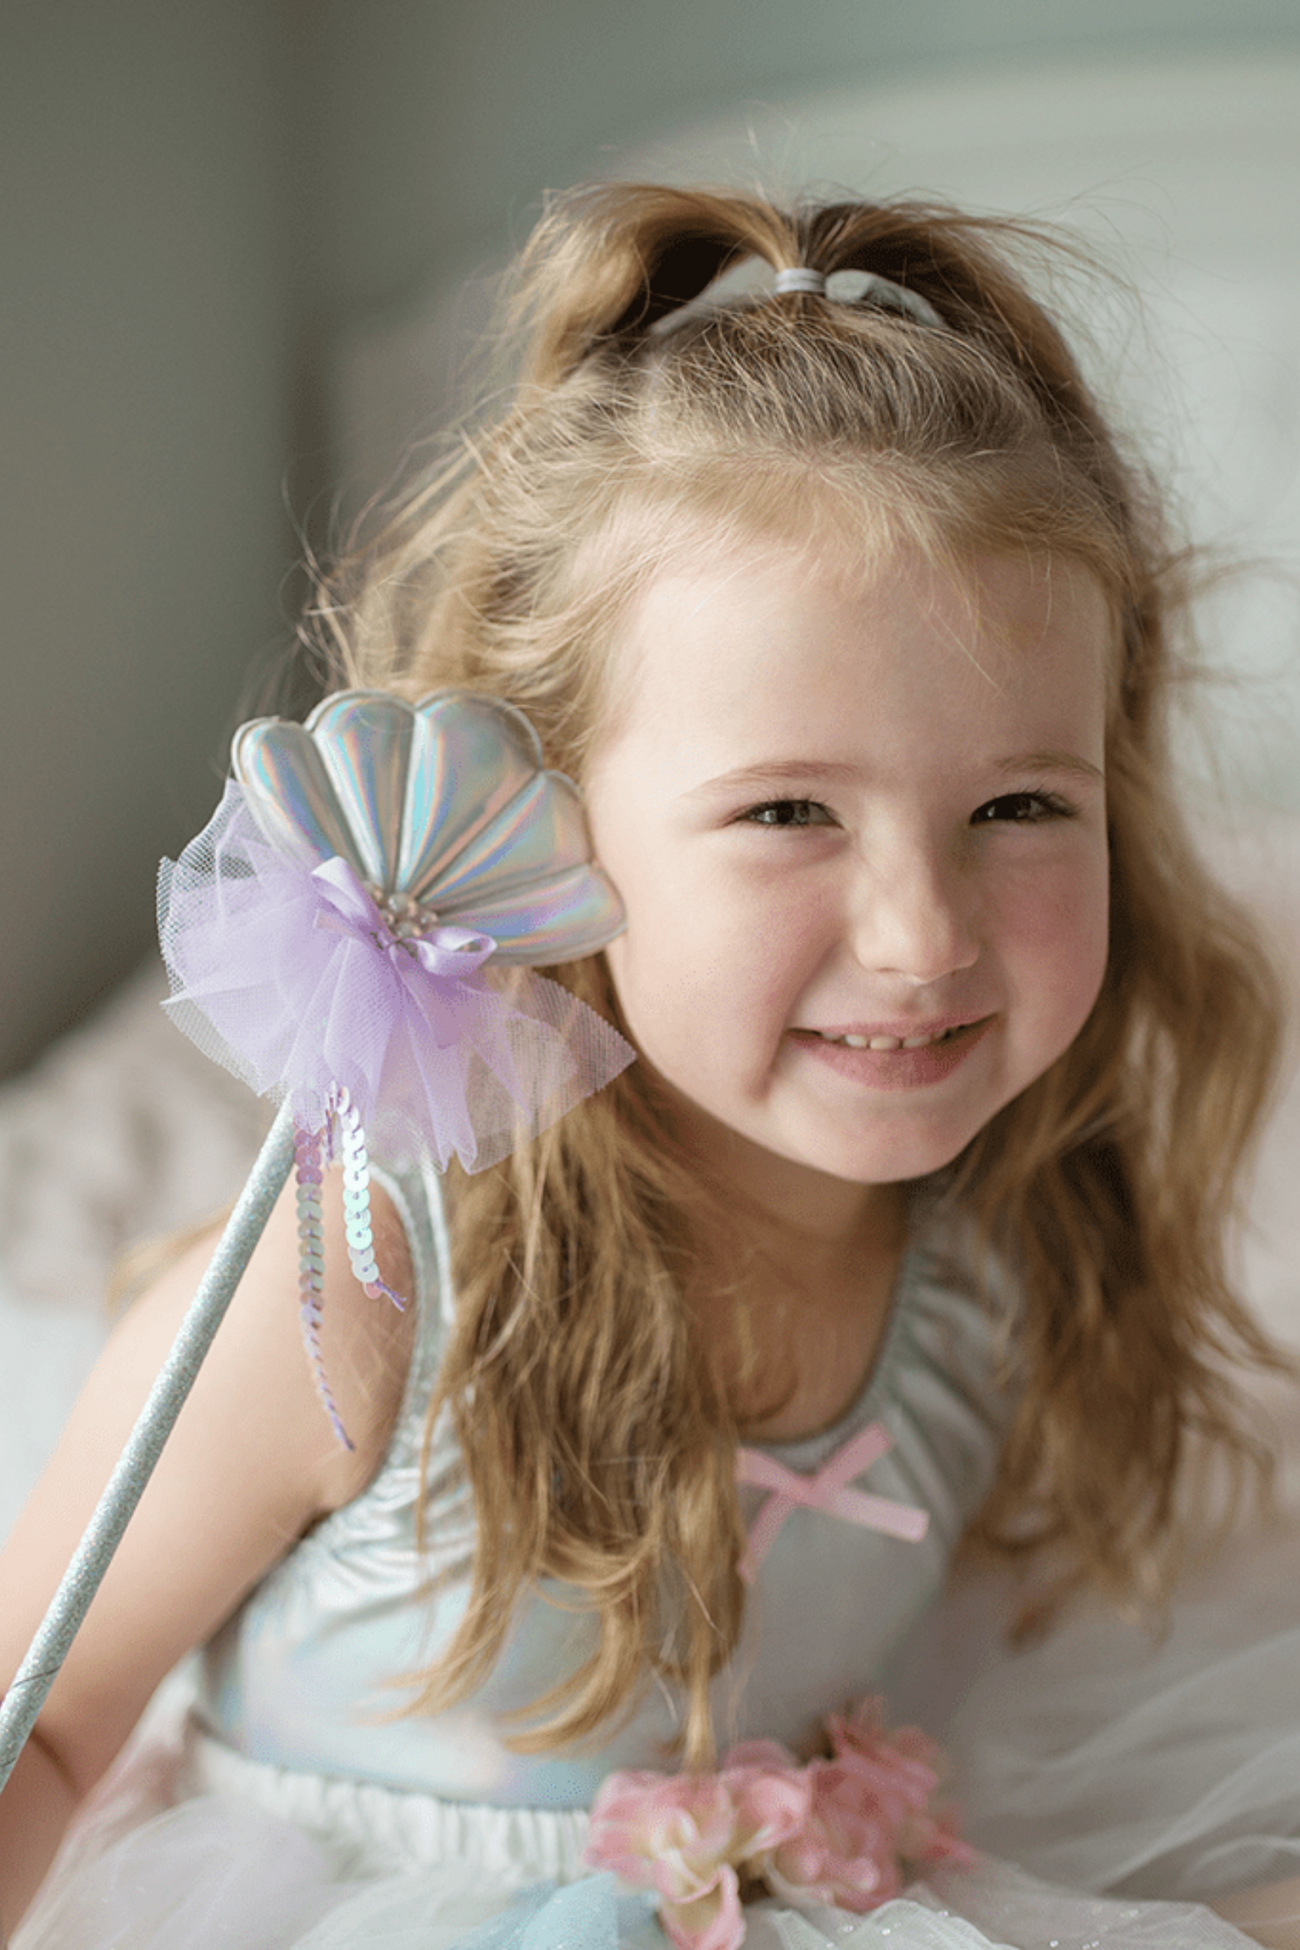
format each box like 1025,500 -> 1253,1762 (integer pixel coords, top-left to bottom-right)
314,185 -> 1287,1765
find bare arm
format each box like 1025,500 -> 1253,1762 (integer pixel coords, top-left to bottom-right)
0,1168 -> 414,1934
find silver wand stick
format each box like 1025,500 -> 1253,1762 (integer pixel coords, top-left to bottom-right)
0,1102 -> 295,1793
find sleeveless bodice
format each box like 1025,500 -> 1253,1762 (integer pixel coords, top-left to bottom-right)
193,1159 -> 1013,1807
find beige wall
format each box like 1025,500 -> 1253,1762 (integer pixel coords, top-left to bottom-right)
1,2 -> 298,1077
290,0 -> 1300,330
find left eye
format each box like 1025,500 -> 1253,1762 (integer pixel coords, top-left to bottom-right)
970,792 -> 1071,825
742,799 -> 835,828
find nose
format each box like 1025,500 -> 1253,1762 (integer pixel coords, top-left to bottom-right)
849,834 -> 979,984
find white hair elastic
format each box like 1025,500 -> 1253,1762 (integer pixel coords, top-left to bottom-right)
773,264 -> 943,329
773,266 -> 828,297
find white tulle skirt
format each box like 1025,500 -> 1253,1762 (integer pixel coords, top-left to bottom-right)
10,1747 -> 1273,1950
16,1552 -> 1300,1950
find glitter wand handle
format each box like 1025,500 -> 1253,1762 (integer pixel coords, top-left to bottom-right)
0,1102 -> 296,1794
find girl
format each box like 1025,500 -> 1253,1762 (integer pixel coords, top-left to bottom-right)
2,184 -> 1299,1950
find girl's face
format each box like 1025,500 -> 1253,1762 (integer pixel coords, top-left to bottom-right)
584,534 -> 1110,1228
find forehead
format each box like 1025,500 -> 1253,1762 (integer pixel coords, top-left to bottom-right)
596,530 -> 1111,769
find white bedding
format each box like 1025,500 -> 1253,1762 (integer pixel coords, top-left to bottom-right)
0,964 -> 268,1542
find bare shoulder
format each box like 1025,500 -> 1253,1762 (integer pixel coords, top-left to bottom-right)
0,1167 -> 416,1796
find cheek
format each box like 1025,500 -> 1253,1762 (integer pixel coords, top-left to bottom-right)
601,875 -> 824,1081
1004,852 -> 1110,1026
602,918 -> 727,1050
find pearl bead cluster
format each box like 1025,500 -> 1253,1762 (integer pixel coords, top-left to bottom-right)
366,882 -> 437,941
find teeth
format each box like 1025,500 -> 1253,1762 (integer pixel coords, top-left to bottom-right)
820,1026 -> 958,1050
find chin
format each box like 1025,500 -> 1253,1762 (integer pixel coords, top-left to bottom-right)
803,1118 -> 992,1188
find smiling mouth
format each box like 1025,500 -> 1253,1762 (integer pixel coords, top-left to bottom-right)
807,1022 -> 981,1052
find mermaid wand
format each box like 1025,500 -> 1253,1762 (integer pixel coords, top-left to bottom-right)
0,689 -> 633,1789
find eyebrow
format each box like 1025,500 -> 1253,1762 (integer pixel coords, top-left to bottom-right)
993,750 -> 1105,786
686,749 -> 1104,800
685,760 -> 863,799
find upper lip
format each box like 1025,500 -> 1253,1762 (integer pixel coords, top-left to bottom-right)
794,1013 -> 991,1040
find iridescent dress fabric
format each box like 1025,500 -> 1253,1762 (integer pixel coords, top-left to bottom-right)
188,1164 -> 1006,1813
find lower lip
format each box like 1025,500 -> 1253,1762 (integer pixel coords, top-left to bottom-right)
793,1017 -> 995,1091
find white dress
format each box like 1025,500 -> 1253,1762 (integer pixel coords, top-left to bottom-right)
14,1157 -> 1298,1949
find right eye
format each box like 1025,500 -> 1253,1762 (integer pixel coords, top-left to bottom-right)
970,790 -> 1075,825
741,799 -> 835,829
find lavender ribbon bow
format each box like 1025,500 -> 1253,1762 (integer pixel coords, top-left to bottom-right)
311,855 -> 498,1046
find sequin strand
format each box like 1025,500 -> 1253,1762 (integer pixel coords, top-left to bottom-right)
292,1091 -> 407,1451
293,1120 -> 353,1450
335,1086 -> 405,1308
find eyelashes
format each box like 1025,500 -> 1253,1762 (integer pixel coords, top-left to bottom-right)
740,799 -> 834,828
738,790 -> 1078,830
969,790 -> 1077,825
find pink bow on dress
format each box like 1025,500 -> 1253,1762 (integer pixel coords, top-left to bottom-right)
735,1422 -> 928,1582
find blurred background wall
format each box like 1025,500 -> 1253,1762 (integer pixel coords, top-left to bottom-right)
4,0 -> 1300,1080
2,2 -> 299,1079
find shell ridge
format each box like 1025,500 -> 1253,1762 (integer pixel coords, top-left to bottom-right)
462,863 -> 626,964
233,720 -> 363,872
309,694 -> 417,888
412,774 -> 587,908
398,696 -> 542,897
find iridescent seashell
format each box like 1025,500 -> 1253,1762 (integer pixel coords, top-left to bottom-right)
232,689 -> 624,964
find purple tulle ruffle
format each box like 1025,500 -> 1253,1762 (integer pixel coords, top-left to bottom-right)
158,782 -> 635,1175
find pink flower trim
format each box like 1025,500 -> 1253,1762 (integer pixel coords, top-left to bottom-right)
584,1698 -> 973,1950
